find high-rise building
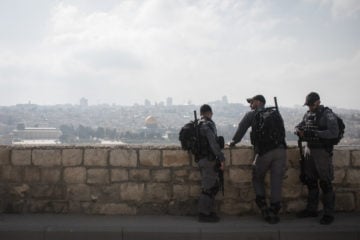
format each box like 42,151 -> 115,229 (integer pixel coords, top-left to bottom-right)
80,97 -> 88,107
166,97 -> 173,106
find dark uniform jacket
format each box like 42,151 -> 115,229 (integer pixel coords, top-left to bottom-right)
199,117 -> 225,162
296,105 -> 339,149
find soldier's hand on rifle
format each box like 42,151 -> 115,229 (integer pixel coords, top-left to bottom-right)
295,128 -> 304,138
220,161 -> 224,171
229,140 -> 236,148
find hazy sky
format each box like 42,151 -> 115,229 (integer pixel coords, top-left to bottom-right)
1,0 -> 360,108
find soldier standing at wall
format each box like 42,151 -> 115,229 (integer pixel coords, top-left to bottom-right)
229,95 -> 287,224
295,92 -> 339,225
197,104 -> 225,222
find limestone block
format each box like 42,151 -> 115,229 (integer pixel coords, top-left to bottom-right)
285,199 -> 307,213
41,168 -> 61,184
145,183 -> 171,202
84,149 -> 108,166
64,167 -> 86,184
139,150 -> 161,167
163,150 -> 190,167
220,199 -> 253,215
282,186 -> 303,199
28,200 -> 68,213
222,183 -> 240,200
229,168 -> 252,184
62,149 -> 83,166
33,149 -> 61,167
31,185 -> 64,199
335,193 -> 355,211
231,148 -> 253,166
283,168 -> 301,187
11,149 -> 31,166
90,184 -> 120,202
173,185 -> 190,200
333,149 -> 350,168
173,169 -> 187,184
24,167 -> 40,183
351,150 -> 360,167
87,168 -> 109,184
111,169 -> 129,182
238,186 -> 255,202
190,185 -> 200,197
0,165 -> 22,182
287,148 -> 300,168
188,170 -> 201,181
110,149 -> 137,167
95,203 -> 136,215
67,184 -> 91,201
120,182 -> 145,201
346,169 -> 360,185
223,149 -> 231,166
0,147 -> 10,165
333,169 -> 346,184
129,169 -> 150,181
151,169 -> 171,182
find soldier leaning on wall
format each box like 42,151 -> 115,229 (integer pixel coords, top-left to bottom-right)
229,95 -> 287,224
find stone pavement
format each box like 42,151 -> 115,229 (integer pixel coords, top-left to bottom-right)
0,213 -> 359,240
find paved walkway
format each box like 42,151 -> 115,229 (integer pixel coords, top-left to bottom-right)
0,213 -> 359,240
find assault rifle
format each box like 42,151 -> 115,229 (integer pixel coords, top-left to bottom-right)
215,158 -> 224,196
297,139 -> 307,185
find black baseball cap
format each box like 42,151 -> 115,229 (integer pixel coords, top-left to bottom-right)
304,92 -> 320,106
200,104 -> 212,114
246,95 -> 266,104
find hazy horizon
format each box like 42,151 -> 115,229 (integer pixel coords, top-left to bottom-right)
1,0 -> 360,109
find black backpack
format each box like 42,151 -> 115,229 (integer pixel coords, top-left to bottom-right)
318,107 -> 345,145
179,111 -> 201,156
250,106 -> 286,155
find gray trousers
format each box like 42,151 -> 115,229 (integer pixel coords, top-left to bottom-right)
197,157 -> 219,215
304,147 -> 335,215
252,147 -> 286,205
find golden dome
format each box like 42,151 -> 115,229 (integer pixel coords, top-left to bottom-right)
145,116 -> 157,126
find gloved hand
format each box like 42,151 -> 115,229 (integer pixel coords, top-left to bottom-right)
229,140 -> 236,148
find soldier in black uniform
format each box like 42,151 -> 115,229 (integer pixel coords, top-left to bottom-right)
229,95 -> 287,224
295,92 -> 339,225
197,104 -> 225,222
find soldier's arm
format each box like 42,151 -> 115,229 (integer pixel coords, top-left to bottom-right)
231,111 -> 254,144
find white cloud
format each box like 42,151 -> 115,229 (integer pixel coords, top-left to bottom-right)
0,0 -> 359,108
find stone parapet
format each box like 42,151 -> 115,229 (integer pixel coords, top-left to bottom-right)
0,145 -> 359,215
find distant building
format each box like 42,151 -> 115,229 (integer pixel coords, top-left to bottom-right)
144,99 -> 151,107
80,98 -> 88,107
166,97 -> 173,106
12,127 -> 62,145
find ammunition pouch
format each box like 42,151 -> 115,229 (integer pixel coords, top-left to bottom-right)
217,136 -> 225,149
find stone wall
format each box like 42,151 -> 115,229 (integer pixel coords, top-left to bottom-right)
0,145 -> 359,215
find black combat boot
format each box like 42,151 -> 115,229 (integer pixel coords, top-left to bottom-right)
320,215 -> 334,225
255,196 -> 271,223
267,202 -> 281,224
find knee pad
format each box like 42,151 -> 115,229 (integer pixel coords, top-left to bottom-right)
306,180 -> 318,190
202,182 -> 220,198
319,180 -> 333,194
255,195 -> 267,209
